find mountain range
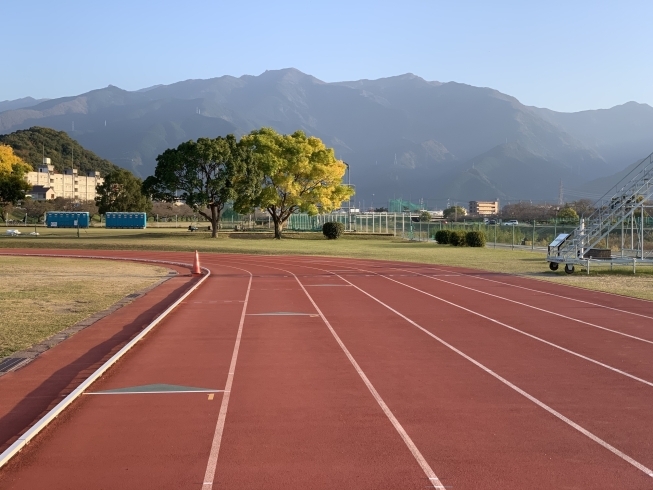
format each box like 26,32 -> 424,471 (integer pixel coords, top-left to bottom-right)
1,68 -> 652,207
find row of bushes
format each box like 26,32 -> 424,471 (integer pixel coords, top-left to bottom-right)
435,229 -> 486,247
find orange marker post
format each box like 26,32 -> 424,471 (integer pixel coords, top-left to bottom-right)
192,250 -> 202,274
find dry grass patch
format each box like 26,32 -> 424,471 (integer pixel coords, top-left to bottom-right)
0,256 -> 169,358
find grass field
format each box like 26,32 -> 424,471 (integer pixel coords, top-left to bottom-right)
0,256 -> 169,358
2,226 -> 653,302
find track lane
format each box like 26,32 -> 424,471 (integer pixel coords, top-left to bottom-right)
231,256 -> 653,489
200,258 -> 437,490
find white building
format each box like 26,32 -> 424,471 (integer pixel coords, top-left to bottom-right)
25,158 -> 104,202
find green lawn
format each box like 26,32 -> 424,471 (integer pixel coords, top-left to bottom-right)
2,226 -> 653,301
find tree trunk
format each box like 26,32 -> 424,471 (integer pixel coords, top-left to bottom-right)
211,204 -> 219,238
273,216 -> 283,239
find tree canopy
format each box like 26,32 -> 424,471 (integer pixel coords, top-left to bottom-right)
143,135 -> 260,238
240,128 -> 354,238
443,205 -> 467,220
0,127 -> 118,176
96,168 -> 152,214
557,207 -> 579,221
0,146 -> 32,212
0,144 -> 32,175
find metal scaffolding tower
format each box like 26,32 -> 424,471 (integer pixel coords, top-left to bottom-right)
547,151 -> 653,273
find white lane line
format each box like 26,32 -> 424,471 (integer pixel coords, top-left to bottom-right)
353,269 -> 653,389
330,272 -> 653,480
310,255 -> 653,320
230,259 -> 445,489
383,261 -> 653,322
293,273 -> 445,489
392,267 -> 653,346
201,268 -> 253,490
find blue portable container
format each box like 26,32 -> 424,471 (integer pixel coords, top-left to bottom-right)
105,212 -> 147,229
45,212 -> 89,228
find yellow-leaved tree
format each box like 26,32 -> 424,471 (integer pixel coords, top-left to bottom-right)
0,145 -> 32,222
240,128 -> 354,239
0,144 -> 32,175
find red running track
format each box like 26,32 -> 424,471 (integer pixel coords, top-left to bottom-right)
1,251 -> 653,489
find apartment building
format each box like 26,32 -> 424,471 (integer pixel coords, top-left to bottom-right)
25,158 -> 104,201
469,200 -> 499,216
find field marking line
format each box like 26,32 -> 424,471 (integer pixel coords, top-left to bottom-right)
0,252 -> 211,470
201,266 -> 253,490
389,267 -> 653,345
223,259 -> 445,489
325,270 -> 653,480
346,266 -> 653,389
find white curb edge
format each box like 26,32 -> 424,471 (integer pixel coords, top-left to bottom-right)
0,252 -> 210,469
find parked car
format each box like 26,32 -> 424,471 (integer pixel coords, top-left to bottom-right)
503,220 -> 519,226
488,219 -> 497,225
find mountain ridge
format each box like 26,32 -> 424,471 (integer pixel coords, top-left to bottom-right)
1,68 -> 651,205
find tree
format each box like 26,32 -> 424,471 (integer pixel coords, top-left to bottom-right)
96,168 -> 152,215
0,149 -> 32,221
500,202 -> 555,221
443,205 -> 467,220
419,211 -> 431,222
240,128 -> 354,239
0,144 -> 32,175
143,135 -> 260,238
22,198 -> 54,222
557,207 -> 578,221
568,199 -> 595,217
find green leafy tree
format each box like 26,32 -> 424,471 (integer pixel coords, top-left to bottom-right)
240,128 -> 354,239
143,135 -> 260,238
557,206 -> 578,221
419,211 -> 431,222
443,205 -> 467,220
96,168 -> 152,215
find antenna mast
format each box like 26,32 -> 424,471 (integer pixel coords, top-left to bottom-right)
558,179 -> 564,206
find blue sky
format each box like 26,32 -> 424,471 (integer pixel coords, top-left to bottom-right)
3,0 -> 652,112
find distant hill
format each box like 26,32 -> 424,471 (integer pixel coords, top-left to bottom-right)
0,127 -> 119,176
0,97 -> 49,114
0,69 -> 651,205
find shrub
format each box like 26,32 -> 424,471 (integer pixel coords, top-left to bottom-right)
465,231 -> 486,247
322,221 -> 345,239
449,230 -> 468,246
434,229 -> 451,244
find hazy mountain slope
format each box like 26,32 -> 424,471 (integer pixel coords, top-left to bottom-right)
0,97 -> 49,114
0,68 -> 637,204
531,102 -> 653,170
573,152 -> 653,200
